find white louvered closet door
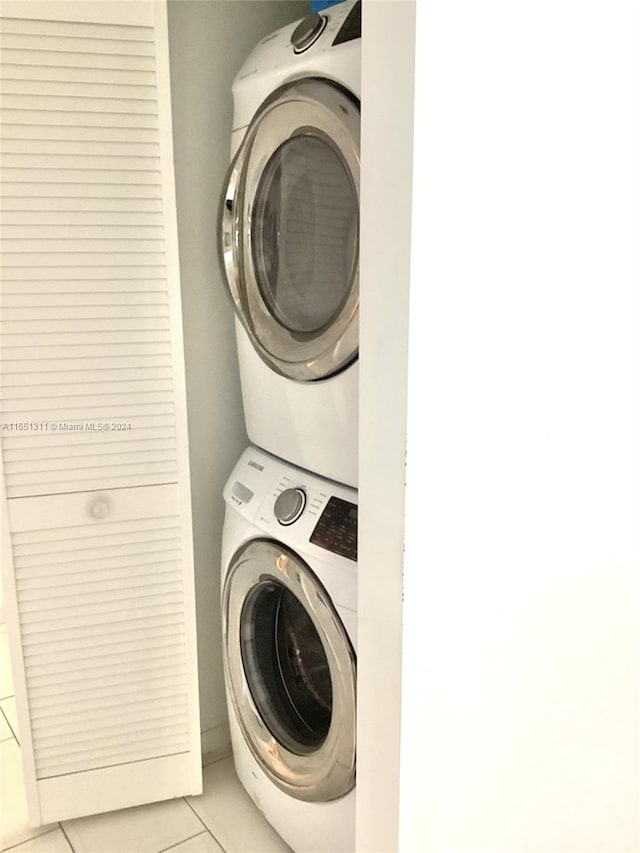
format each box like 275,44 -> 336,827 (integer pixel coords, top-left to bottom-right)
0,1 -> 202,825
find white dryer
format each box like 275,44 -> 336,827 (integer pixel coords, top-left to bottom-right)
219,1 -> 361,488
221,446 -> 357,853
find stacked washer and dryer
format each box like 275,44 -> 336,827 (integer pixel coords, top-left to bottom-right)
217,3 -> 362,852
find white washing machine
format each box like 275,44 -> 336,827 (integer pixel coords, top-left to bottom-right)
221,446 -> 357,853
218,1 -> 361,488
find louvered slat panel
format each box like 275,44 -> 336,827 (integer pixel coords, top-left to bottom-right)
27,659 -> 184,696
1,108 -> 158,127
4,143 -> 159,167
3,413 -> 175,436
27,646 -> 186,679
35,721 -> 188,759
0,0 -> 177,506
5,392 -> 172,411
3,166 -> 159,181
2,292 -> 168,306
16,538 -> 180,568
2,366 -> 172,385
0,32 -> 155,55
3,230 -> 163,243
7,449 -> 177,473
14,518 -> 178,547
4,334 -> 170,347
31,709 -> 189,744
0,43 -> 155,67
11,465 -> 178,489
0,65 -> 156,86
22,619 -> 186,659
8,271 -> 165,292
0,80 -> 156,100
2,209 -> 163,224
10,500 -> 190,780
6,380 -> 173,399
2,276 -> 165,289
35,723 -> 188,761
20,576 -> 183,605
23,629 -> 186,670
4,429 -> 175,452
28,665 -> 186,701
2,175 -> 161,191
3,223 -> 163,236
3,319 -> 170,337
3,252 -> 165,265
4,438 -> 174,460
34,716 -> 188,755
1,4 -> 201,823
1,141 -> 160,161
6,404 -> 174,422
15,557 -> 183,588
36,737 -> 190,778
5,320 -> 166,338
1,302 -> 168,317
18,559 -> 181,583
29,684 -> 186,717
17,569 -> 183,599
0,17 -> 155,41
7,476 -> 178,499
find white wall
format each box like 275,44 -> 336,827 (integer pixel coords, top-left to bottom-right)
399,2 -> 639,852
357,1 -> 415,850
167,0 -> 306,757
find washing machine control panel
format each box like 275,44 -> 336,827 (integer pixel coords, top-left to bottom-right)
310,496 -> 358,562
226,447 -> 358,567
269,476 -> 357,562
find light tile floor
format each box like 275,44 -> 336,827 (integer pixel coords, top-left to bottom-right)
0,627 -> 291,853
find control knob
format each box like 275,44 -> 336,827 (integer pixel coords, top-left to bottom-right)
274,488 -> 306,525
290,13 -> 325,53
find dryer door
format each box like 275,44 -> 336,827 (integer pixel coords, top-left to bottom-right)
219,79 -> 360,381
222,538 -> 356,802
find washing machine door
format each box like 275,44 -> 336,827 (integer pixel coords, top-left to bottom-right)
219,79 -> 360,381
222,538 -> 356,802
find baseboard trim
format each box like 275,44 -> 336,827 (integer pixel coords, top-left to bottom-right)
200,722 -> 232,767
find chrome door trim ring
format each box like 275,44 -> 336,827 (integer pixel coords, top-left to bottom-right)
218,79 -> 360,382
222,538 -> 357,802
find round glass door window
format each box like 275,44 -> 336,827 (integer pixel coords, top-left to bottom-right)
239,579 -> 332,754
252,134 -> 359,336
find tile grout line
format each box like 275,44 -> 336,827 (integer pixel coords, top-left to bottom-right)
183,796 -> 229,853
2,826 -> 59,852
0,702 -> 19,745
58,820 -> 75,853
156,828 -> 209,853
